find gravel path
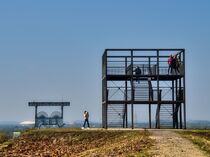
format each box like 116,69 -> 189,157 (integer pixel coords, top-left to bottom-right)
149,130 -> 207,157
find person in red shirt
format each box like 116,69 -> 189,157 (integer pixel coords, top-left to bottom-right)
168,55 -> 173,74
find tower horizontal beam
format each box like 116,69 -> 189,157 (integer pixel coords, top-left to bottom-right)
28,102 -> 70,106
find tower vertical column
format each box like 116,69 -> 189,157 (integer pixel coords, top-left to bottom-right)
102,50 -> 108,129
125,57 -> 128,128
179,78 -> 183,129
148,57 -> 151,128
61,106 -> 64,119
157,50 -> 160,129
35,105 -> 38,127
175,79 -> 178,129
105,51 -> 108,129
149,104 -> 151,128
172,80 -> 175,128
131,50 -> 134,129
183,49 -> 186,129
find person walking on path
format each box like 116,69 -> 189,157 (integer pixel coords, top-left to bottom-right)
82,111 -> 90,129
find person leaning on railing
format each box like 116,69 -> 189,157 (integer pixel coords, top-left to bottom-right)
175,54 -> 181,74
168,54 -> 181,75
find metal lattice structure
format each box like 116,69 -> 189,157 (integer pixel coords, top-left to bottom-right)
29,102 -> 70,128
102,49 -> 186,129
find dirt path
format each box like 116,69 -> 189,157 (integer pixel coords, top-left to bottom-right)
149,130 -> 207,157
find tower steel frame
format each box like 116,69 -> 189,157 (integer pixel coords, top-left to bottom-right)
102,49 -> 186,129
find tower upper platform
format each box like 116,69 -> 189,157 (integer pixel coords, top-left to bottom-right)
102,49 -> 185,81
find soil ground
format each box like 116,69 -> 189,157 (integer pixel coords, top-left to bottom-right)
0,128 -> 153,157
0,128 -> 209,157
148,130 -> 207,157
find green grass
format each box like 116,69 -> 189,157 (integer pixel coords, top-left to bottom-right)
0,132 -> 8,144
178,129 -> 210,156
0,132 -> 11,150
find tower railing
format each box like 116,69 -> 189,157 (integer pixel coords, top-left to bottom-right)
106,64 -> 184,76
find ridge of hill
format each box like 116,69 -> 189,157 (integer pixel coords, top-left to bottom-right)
0,128 -> 153,157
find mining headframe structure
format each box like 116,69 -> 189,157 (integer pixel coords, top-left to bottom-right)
29,102 -> 70,128
102,49 -> 186,129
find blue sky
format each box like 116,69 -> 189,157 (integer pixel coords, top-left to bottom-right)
0,0 -> 210,123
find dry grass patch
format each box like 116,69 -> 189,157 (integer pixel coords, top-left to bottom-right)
0,128 -> 154,157
178,129 -> 210,156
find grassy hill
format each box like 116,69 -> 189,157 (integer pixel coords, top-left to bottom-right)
178,129 -> 210,156
0,128 -> 153,157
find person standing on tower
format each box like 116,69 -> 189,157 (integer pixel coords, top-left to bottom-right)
168,54 -> 173,74
135,66 -> 141,83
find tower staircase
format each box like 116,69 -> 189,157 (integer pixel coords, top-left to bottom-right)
132,79 -> 153,101
156,104 -> 173,128
107,104 -> 125,127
